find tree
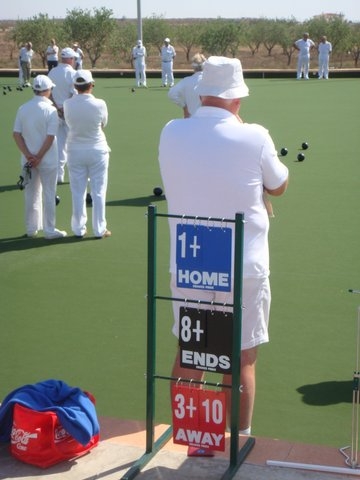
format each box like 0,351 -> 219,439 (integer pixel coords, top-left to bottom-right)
346,23 -> 360,67
199,19 -> 240,56
109,20 -> 137,67
11,14 -> 62,67
277,19 -> 301,66
306,14 -> 350,52
63,7 -> 116,68
263,19 -> 286,56
142,15 -> 171,53
242,20 -> 265,56
173,22 -> 204,62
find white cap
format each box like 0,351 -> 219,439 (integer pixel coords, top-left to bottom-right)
32,75 -> 55,91
74,69 -> 94,86
164,37 -> 170,43
196,56 -> 249,99
137,39 -> 142,46
61,47 -> 76,58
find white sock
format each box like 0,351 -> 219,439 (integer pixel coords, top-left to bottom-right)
239,426 -> 251,436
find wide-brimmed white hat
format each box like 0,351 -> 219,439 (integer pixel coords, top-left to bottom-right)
74,69 -> 94,86
32,75 -> 55,91
196,56 -> 249,99
164,37 -> 170,43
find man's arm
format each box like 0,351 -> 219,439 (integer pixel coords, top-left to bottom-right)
13,131 -> 33,160
13,132 -> 55,168
265,178 -> 289,197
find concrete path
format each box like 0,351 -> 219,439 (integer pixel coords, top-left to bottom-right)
0,418 -> 357,479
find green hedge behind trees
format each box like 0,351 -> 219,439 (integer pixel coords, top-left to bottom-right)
2,9 -> 360,69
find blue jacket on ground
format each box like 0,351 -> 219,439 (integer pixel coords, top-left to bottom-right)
0,379 -> 99,445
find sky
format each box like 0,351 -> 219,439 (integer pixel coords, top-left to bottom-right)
1,0 -> 360,22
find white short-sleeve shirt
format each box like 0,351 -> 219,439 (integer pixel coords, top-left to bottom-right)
318,41 -> 332,56
161,45 -> 176,62
168,71 -> 203,116
132,45 -> 147,64
46,45 -> 59,62
13,96 -> 59,167
295,38 -> 315,56
48,63 -> 76,107
159,106 -> 289,278
63,93 -> 109,151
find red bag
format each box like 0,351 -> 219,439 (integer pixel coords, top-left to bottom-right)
10,403 -> 99,468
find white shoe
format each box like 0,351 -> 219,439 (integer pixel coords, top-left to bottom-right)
45,229 -> 67,240
26,230 -> 38,238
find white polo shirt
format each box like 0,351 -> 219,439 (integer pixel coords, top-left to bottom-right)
159,107 -> 289,278
48,63 -> 76,108
46,44 -> 59,62
318,41 -> 332,56
13,96 -> 58,167
132,45 -> 147,64
63,93 -> 109,151
19,47 -> 33,63
168,71 -> 203,116
161,45 -> 176,62
295,38 -> 315,56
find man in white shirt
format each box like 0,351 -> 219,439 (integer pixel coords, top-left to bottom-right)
160,38 -> 176,87
293,32 -> 315,80
46,38 -> 59,72
19,42 -> 34,87
63,70 -> 111,239
73,43 -> 84,70
318,36 -> 332,79
168,53 -> 206,117
48,47 -> 77,183
13,75 -> 67,239
159,56 -> 289,441
132,40 -> 147,87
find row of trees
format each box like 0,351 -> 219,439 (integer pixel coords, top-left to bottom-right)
4,8 -> 360,68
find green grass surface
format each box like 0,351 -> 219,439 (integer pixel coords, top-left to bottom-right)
0,76 -> 359,449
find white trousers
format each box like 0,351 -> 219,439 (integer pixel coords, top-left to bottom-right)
67,148 -> 109,237
161,61 -> 174,86
318,55 -> 330,78
135,62 -> 146,85
297,54 -> 310,79
24,164 -> 58,236
57,118 -> 69,181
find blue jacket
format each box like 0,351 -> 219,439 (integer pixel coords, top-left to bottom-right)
0,379 -> 99,445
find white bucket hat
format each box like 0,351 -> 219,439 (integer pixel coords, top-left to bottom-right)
196,56 -> 249,99
32,75 -> 55,91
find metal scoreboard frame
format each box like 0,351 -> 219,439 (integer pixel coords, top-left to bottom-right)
121,206 -> 255,480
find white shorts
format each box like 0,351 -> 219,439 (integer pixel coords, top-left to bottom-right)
170,275 -> 271,350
